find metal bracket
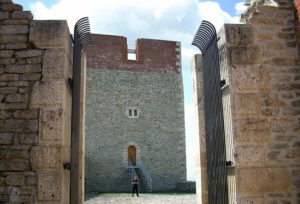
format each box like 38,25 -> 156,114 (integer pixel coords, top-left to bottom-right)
63,162 -> 71,170
226,161 -> 233,167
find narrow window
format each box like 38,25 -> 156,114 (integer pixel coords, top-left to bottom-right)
129,109 -> 132,116
134,109 -> 137,116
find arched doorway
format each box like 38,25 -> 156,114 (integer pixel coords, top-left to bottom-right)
128,145 -> 136,165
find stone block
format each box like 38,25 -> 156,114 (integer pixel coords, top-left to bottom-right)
18,133 -> 38,145
0,87 -> 17,94
271,118 -> 294,132
13,110 -> 38,119
235,145 -> 265,166
2,19 -> 29,25
0,133 -> 13,144
0,74 -> 19,82
231,66 -> 269,91
0,4 -> 22,11
8,81 -> 29,87
25,176 -> 36,186
0,119 -> 38,133
224,24 -> 254,46
29,20 -> 72,51
239,168 -> 291,195
264,58 -> 299,66
5,43 -> 28,50
4,93 -> 27,103
0,161 -> 29,171
30,146 -> 62,170
0,103 -> 26,110
42,49 -> 68,80
0,34 -> 27,43
0,11 -> 8,20
11,11 -> 32,20
26,56 -> 41,64
0,50 -> 14,58
235,119 -> 271,144
0,0 -> 12,3
5,64 -> 41,73
30,81 -> 65,107
228,45 -> 260,66
38,172 -> 61,201
0,58 -> 16,64
0,25 -> 28,34
234,93 -> 260,115
5,175 -> 25,186
15,49 -> 42,58
40,108 -> 63,142
20,73 -> 41,81
240,197 -> 264,204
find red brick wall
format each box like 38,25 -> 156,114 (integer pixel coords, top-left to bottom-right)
83,34 -> 181,73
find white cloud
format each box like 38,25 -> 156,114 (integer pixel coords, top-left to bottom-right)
235,2 -> 248,15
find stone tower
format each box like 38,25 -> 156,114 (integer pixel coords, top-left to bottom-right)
83,34 -> 186,192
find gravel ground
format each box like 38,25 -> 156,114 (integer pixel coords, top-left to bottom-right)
85,193 -> 196,204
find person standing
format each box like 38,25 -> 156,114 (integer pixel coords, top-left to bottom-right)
132,176 -> 139,197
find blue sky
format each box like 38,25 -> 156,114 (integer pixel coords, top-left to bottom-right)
14,0 -> 248,181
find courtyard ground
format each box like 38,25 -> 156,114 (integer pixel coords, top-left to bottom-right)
84,193 -> 196,204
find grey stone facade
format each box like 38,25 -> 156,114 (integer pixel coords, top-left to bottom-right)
84,37 -> 186,192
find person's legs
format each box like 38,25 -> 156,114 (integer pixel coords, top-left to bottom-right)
136,186 -> 139,196
132,186 -> 135,196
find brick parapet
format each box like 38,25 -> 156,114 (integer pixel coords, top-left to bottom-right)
84,34 -> 181,74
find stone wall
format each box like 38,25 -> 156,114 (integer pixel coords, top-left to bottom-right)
84,34 -> 186,192
0,1 -> 74,203
221,0 -> 299,202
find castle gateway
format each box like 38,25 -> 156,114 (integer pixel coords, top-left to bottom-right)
84,34 -> 186,192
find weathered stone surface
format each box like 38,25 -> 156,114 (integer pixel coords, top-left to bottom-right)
261,108 -> 280,116
228,45 -> 261,65
292,100 -> 300,107
38,172 -> 61,201
0,11 -> 8,20
11,11 -> 32,20
42,49 -> 67,80
0,74 -> 19,82
0,35 -> 27,43
240,197 -> 264,204
18,133 -> 38,145
15,49 -> 42,58
2,19 -> 29,25
235,145 -> 265,166
8,81 -> 29,87
231,66 -> 269,91
0,87 -> 17,94
5,175 -> 25,186
0,119 -> 38,132
0,58 -> 16,64
0,111 -> 12,119
40,108 -> 63,142
0,4 -> 22,11
239,168 -> 291,195
30,81 -> 64,107
265,58 -> 299,66
271,118 -> 294,132
0,103 -> 26,110
29,20 -> 72,51
223,24 -> 254,46
0,133 -> 13,144
0,0 -> 12,3
234,93 -> 260,115
0,25 -> 28,34
5,43 -> 28,50
0,50 -> 14,58
0,160 -> 29,171
235,119 -> 271,144
25,176 -> 36,186
19,73 -> 41,81
26,56 -> 41,64
31,146 -> 61,170
13,110 -> 38,119
0,150 -> 28,160
5,64 -> 41,73
4,94 -> 27,103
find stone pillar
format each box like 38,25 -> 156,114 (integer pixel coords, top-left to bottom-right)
191,54 -> 208,204
217,0 -> 300,201
28,20 -> 73,204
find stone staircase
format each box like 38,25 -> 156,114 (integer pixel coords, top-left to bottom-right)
134,167 -> 152,192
